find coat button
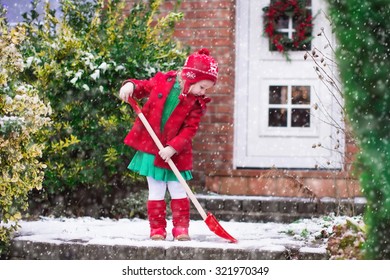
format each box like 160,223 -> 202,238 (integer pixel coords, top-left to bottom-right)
158,93 -> 163,98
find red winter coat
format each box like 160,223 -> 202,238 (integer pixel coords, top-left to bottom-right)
123,71 -> 210,171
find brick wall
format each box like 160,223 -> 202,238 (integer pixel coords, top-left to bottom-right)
170,0 -> 236,188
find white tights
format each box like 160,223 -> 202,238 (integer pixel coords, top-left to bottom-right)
147,176 -> 187,200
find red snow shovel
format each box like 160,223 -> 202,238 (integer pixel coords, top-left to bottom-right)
128,98 -> 237,243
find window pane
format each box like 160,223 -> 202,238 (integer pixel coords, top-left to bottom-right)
291,109 -> 310,127
269,108 -> 287,127
276,15 -> 289,29
291,86 -> 310,104
269,86 -> 288,104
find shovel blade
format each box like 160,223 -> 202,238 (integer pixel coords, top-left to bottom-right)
205,212 -> 238,243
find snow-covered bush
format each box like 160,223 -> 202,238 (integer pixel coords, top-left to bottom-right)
0,16 -> 51,254
327,218 -> 366,260
17,0 -> 186,197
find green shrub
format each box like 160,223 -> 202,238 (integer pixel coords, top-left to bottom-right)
0,16 -> 51,254
327,0 -> 390,259
19,0 -> 186,194
110,189 -> 149,219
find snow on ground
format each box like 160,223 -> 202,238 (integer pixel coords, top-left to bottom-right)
11,215 -> 362,253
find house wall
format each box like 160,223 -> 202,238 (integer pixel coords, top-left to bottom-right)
171,0 -> 236,189
134,0 -> 361,199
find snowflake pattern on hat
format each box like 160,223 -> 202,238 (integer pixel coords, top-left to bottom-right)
185,71 -> 196,79
209,62 -> 218,77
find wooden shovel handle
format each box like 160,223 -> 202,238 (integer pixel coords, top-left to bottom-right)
128,98 -> 208,220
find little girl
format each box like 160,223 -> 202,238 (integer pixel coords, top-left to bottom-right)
119,48 -> 218,241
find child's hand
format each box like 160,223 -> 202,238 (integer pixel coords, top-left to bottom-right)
159,146 -> 177,162
119,82 -> 134,102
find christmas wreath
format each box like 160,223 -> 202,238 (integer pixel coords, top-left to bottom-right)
263,0 -> 313,57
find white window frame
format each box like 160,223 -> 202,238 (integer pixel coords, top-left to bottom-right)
260,80 -> 319,137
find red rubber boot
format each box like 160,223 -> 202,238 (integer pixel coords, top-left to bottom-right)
171,198 -> 191,241
147,200 -> 167,240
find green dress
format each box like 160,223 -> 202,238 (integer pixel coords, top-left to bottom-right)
128,80 -> 193,182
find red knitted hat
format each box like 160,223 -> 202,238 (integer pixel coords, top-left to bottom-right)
181,48 -> 218,94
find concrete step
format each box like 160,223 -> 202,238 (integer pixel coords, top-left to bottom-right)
191,195 -> 366,223
9,240 -> 327,260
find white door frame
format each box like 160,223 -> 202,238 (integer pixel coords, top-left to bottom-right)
234,0 -> 344,169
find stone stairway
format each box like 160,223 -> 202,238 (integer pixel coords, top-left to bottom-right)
6,195 -> 365,260
191,194 -> 366,222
